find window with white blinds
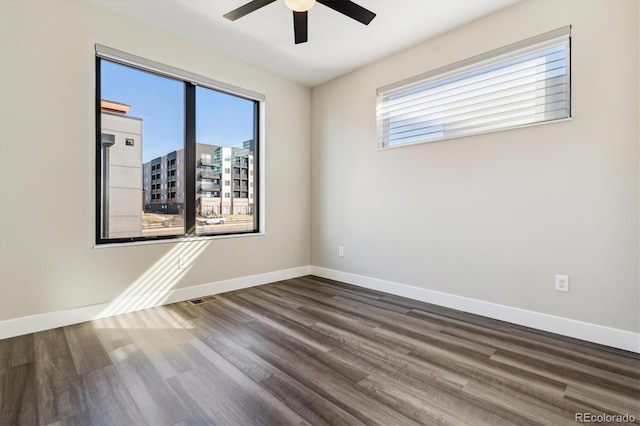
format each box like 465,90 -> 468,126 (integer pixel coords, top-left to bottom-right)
376,26 -> 571,149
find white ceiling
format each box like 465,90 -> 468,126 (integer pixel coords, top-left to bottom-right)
89,0 -> 519,87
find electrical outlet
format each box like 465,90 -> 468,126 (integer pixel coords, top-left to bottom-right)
555,275 -> 569,292
178,255 -> 188,269
338,246 -> 344,257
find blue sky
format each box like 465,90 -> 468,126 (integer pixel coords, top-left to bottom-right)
101,60 -> 255,162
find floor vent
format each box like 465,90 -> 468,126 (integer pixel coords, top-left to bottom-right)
188,295 -> 219,306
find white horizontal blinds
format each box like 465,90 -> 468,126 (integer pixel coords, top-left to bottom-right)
377,27 -> 570,148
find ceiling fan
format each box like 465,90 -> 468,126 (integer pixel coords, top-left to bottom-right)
223,0 -> 376,44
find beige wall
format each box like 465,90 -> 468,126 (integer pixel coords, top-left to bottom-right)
311,0 -> 639,332
0,0 -> 311,320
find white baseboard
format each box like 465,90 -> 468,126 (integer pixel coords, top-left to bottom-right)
2,264 -> 638,353
0,266 -> 311,339
310,266 -> 640,353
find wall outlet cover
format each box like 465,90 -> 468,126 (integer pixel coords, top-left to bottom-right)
555,274 -> 569,292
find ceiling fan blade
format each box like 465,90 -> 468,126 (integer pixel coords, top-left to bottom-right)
317,0 -> 375,25
293,11 -> 308,44
223,0 -> 276,21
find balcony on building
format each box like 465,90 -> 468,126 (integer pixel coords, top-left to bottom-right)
201,169 -> 220,179
233,158 -> 249,167
201,155 -> 215,166
201,182 -> 221,192
234,183 -> 248,191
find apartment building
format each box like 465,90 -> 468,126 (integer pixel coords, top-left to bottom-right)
142,150 -> 184,215
143,142 -> 254,217
99,100 -> 143,238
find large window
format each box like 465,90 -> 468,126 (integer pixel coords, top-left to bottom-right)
96,46 -> 262,245
377,26 -> 571,149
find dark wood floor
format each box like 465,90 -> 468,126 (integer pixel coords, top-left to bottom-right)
1,276 -> 638,425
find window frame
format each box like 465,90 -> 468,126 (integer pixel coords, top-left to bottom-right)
376,26 -> 571,150
95,45 -> 264,246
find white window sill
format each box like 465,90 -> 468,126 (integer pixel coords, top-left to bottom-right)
93,232 -> 266,249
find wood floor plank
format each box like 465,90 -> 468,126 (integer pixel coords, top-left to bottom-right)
258,284 -> 325,309
328,346 -> 468,392
409,342 -> 569,399
0,334 -> 34,369
461,380 -> 578,425
299,276 -> 385,300
100,309 -> 197,384
506,324 -> 640,365
168,370 -> 257,426
2,275 -> 637,425
343,321 -> 569,399
186,304 -> 258,349
245,320 -> 370,384
0,363 -> 38,425
185,321 -> 274,382
291,291 -> 383,328
245,332 -> 419,425
411,303 -> 638,369
245,286 -> 308,310
374,323 -> 497,359
33,328 -> 85,424
186,319 -> 366,425
200,297 -> 256,324
108,342 -> 190,425
64,322 -> 112,375
159,301 -> 198,324
326,294 -> 446,334
71,365 -> 146,425
234,291 -> 320,327
310,321 -> 413,358
293,277 -> 412,313
277,282 -> 358,309
490,350 -> 639,398
183,337 -> 311,425
91,316 -> 134,353
564,384 -> 640,419
358,373 -> 533,426
168,362 -> 311,426
220,297 -> 334,353
442,325 -> 640,379
258,373 -> 365,426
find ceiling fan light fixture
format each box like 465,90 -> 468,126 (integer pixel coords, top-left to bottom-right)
283,0 -> 316,12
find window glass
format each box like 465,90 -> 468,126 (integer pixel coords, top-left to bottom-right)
99,60 -> 185,239
377,28 -> 570,148
195,86 -> 257,234
97,53 -> 261,244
